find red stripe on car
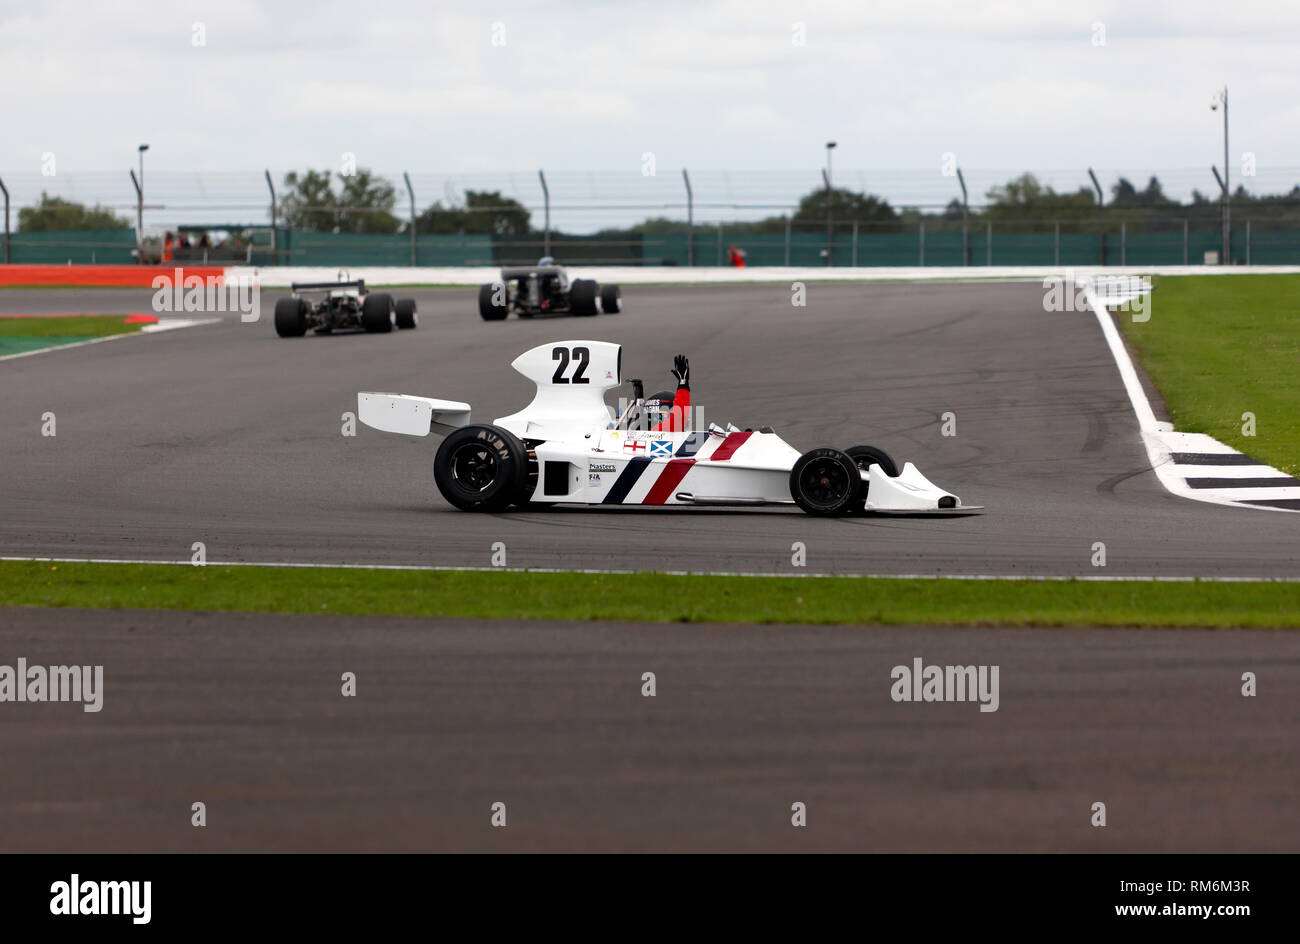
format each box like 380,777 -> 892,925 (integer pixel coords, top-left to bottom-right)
708,431 -> 752,461
642,459 -> 695,505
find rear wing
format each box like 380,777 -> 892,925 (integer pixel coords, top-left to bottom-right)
358,393 -> 471,436
292,279 -> 366,293
500,266 -> 565,280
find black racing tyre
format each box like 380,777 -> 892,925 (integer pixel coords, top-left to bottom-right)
433,424 -> 528,512
845,445 -> 899,478
362,292 -> 395,332
478,283 -> 509,320
569,278 -> 598,316
844,444 -> 898,514
600,284 -> 622,314
789,447 -> 863,516
395,298 -> 418,329
274,297 -> 307,337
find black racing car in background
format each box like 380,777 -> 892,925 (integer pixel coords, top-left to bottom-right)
275,277 -> 418,337
478,262 -> 621,320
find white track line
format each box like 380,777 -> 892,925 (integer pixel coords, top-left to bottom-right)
4,556 -> 1297,581
1083,279 -> 1299,514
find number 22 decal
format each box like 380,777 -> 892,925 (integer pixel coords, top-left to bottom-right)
552,346 -> 590,384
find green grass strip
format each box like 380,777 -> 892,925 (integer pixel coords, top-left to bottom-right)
1122,274 -> 1300,475
0,315 -> 143,338
1,561 -> 1297,627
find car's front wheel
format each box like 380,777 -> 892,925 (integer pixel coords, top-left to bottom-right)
479,283 -> 509,320
600,284 -> 621,314
395,298 -> 418,329
569,279 -> 599,316
844,445 -> 898,514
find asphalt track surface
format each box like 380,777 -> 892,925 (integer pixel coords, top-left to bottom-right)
2,607 -> 1297,853
2,282 -> 1298,854
0,282 -> 1296,576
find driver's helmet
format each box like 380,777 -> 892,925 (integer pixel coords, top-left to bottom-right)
643,391 -> 676,429
537,256 -> 555,267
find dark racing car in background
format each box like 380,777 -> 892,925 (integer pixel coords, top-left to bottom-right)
275,275 -> 418,337
478,259 -> 621,320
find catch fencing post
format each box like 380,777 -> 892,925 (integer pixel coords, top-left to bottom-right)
0,175 -> 9,264
682,169 -> 693,267
956,168 -> 969,266
851,221 -> 858,266
919,221 -> 925,266
1054,221 -> 1060,265
986,221 -> 992,266
1183,219 -> 1188,264
1088,168 -> 1105,265
784,216 -> 791,265
538,170 -> 551,257
404,172 -> 417,266
264,170 -> 277,264
1121,220 -> 1126,266
716,223 -> 722,266
1246,219 -> 1251,265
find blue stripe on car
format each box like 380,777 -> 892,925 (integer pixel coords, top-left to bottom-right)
602,456 -> 652,504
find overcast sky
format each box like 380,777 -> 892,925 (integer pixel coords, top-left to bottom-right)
2,0 -> 1297,220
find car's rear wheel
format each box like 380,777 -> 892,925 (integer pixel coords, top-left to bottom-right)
600,284 -> 622,314
362,293 -> 395,332
395,298 -> 418,329
274,297 -> 307,337
570,279 -> 599,316
790,447 -> 862,516
433,424 -> 529,512
479,283 -> 509,320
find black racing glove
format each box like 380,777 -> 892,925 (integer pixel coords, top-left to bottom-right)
671,354 -> 689,389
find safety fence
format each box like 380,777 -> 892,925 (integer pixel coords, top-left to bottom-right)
5,219 -> 1298,267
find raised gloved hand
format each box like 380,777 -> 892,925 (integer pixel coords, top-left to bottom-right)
671,354 -> 689,389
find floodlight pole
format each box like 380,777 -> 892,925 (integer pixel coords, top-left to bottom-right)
130,170 -> 143,263
136,144 -> 149,255
824,141 -> 837,266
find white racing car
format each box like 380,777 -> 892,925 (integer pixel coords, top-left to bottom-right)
356,341 -> 980,516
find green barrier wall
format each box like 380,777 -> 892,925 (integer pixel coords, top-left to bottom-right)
260,231 -> 493,267
6,230 -> 138,264
5,227 -> 1296,268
